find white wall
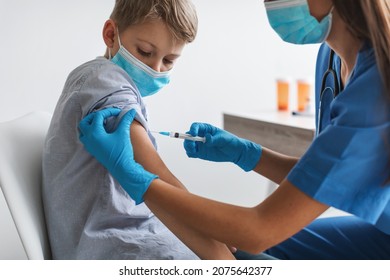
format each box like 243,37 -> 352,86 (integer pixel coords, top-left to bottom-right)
0,0 -> 319,206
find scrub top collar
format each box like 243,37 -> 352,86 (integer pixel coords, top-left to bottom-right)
331,41 -> 374,94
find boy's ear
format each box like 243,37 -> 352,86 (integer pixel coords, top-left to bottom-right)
102,19 -> 116,48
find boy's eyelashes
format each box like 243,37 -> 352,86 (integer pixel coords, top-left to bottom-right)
137,47 -> 175,67
137,48 -> 152,57
163,58 -> 174,65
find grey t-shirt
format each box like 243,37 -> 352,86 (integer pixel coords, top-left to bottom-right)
42,57 -> 198,260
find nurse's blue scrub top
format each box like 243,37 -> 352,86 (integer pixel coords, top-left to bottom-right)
287,43 -> 390,234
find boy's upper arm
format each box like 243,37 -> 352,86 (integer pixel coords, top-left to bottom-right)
130,120 -> 186,189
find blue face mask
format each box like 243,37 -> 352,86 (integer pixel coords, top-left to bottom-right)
265,0 -> 333,45
110,33 -> 171,97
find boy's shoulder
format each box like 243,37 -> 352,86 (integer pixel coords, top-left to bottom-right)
69,57 -> 118,80
65,57 -> 136,91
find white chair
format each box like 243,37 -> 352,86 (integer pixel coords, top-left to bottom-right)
0,112 -> 52,259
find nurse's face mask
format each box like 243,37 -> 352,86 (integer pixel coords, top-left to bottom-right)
265,0 -> 333,44
110,31 -> 171,97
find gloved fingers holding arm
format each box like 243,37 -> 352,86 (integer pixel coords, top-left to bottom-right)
184,122 -> 263,172
79,108 -> 158,204
79,107 -> 121,141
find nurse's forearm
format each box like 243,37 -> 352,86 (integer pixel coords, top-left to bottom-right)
253,147 -> 299,184
148,200 -> 235,260
145,179 -> 263,253
144,178 -> 328,254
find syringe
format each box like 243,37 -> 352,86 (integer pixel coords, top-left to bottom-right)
152,131 -> 206,143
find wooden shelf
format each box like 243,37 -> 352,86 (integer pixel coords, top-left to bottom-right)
223,111 -> 316,157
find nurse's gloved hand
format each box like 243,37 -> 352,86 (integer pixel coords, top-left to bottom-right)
79,108 -> 158,204
184,123 -> 262,172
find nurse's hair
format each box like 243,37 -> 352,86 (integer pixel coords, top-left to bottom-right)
333,0 -> 390,96
109,0 -> 198,43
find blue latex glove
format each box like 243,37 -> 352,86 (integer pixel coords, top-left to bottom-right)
78,108 -> 158,204
184,123 -> 262,172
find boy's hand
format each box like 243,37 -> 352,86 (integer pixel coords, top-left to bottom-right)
183,123 -> 262,172
79,108 -> 158,204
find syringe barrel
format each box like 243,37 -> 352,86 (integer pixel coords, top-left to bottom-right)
169,132 -> 206,142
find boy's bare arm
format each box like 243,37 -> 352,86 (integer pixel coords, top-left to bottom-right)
130,120 -> 235,260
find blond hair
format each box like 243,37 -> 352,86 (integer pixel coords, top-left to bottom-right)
110,0 -> 198,43
333,0 -> 390,97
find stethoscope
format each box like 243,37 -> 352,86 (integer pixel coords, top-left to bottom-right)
317,49 -> 340,136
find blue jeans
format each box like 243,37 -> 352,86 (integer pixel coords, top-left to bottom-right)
264,216 -> 390,259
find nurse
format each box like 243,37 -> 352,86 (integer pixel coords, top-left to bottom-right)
79,0 -> 390,259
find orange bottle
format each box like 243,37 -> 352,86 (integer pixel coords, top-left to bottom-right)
297,79 -> 312,112
276,79 -> 290,111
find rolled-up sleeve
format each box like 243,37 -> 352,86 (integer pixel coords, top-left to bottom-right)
77,60 -> 149,132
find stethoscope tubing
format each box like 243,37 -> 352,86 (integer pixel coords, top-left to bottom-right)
317,49 -> 340,136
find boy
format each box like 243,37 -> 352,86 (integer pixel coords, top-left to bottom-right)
42,0 -> 234,259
